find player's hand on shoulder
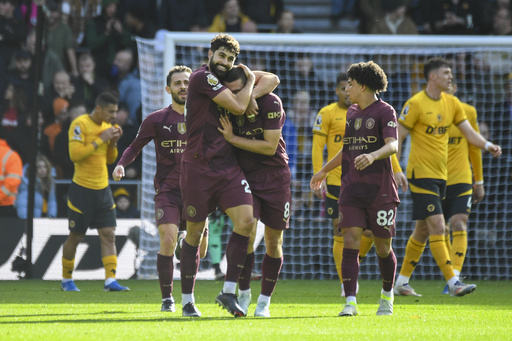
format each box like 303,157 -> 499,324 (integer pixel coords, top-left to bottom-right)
394,171 -> 408,193
246,97 -> 259,117
112,165 -> 125,181
237,63 -> 255,81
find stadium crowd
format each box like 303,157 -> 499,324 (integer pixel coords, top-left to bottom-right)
1,0 -> 511,220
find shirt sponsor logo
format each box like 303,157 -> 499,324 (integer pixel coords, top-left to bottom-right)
425,125 -> 449,135
268,111 -> 281,119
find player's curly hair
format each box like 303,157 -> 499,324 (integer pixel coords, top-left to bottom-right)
347,61 -> 388,94
166,65 -> 192,87
424,57 -> 451,80
211,33 -> 240,57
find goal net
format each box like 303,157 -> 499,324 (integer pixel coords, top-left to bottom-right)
137,33 -> 512,280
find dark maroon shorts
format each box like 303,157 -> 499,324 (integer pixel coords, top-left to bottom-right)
180,162 -> 253,222
246,166 -> 291,230
154,188 -> 186,230
338,201 -> 398,239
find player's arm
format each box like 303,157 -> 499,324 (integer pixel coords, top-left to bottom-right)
0,152 -> 22,202
311,132 -> 328,199
218,114 -> 280,155
310,148 -> 342,190
396,124 -> 409,161
467,116 -> 485,203
246,71 -> 280,117
354,137 -> 398,171
457,121 -> 501,157
213,64 -> 256,115
391,153 -> 408,192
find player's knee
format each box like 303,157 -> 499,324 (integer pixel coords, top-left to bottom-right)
451,219 -> 467,232
160,233 -> 176,253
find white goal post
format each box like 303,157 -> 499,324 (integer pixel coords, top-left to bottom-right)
137,32 -> 512,280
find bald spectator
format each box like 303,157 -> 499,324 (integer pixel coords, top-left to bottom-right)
209,0 -> 257,33
42,70 -> 75,126
370,0 -> 418,35
111,49 -> 141,126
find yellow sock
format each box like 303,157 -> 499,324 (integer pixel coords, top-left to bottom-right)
333,236 -> 344,283
359,234 -> 374,259
62,257 -> 75,279
399,237 -> 426,277
102,255 -> 117,279
444,234 -> 452,255
429,235 -> 455,281
451,231 -> 467,273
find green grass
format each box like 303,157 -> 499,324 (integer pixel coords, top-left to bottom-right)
1,280 -> 511,340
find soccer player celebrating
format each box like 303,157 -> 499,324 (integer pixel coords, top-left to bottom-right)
61,92 -> 129,292
112,66 -> 208,313
217,67 -> 291,317
394,58 -> 501,297
311,61 -> 400,317
179,33 -> 279,317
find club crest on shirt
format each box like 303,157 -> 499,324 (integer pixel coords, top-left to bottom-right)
355,118 -> 362,130
236,116 -> 245,127
178,122 -> 186,134
437,114 -> 442,122
72,125 -> 82,140
365,118 -> 375,129
207,74 -> 219,87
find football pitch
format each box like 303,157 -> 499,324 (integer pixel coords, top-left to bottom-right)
1,279 -> 511,340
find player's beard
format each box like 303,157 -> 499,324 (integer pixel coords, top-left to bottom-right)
209,59 -> 229,80
172,91 -> 187,105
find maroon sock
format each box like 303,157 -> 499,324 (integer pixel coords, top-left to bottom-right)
180,241 -> 200,294
224,232 -> 249,283
238,252 -> 254,291
378,249 -> 397,292
342,248 -> 360,297
261,253 -> 283,297
157,253 -> 174,299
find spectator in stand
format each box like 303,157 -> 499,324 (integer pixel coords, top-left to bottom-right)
19,0 -> 38,32
0,0 -> 27,67
111,49 -> 141,126
424,0 -> 485,35
109,102 -> 140,179
113,187 -> 140,218
26,29 -> 64,90
159,0 -> 208,32
72,52 -> 108,113
330,0 -> 356,26
209,0 -> 258,33
52,101 -> 86,179
43,97 -> 69,159
370,0 -> 418,35
42,70 -> 75,127
7,111 -> 51,165
45,1 -> 78,77
241,0 -> 283,31
202,0 -> 223,25
123,5 -> 157,58
1,83 -> 28,133
16,154 -> 58,218
357,0 -> 384,33
0,125 -> 22,218
85,0 -> 130,79
6,49 -> 33,101
273,9 -> 301,33
60,0 -> 103,45
492,7 -> 512,35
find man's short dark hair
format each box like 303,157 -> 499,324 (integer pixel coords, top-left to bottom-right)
96,92 -> 118,107
336,73 -> 348,87
166,65 -> 192,87
223,67 -> 247,85
211,33 -> 240,57
424,57 -> 451,80
347,61 -> 388,93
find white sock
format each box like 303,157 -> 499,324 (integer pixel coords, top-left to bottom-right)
381,289 -> 394,300
257,294 -> 271,305
182,293 -> 194,306
454,269 -> 461,276
346,296 -> 357,305
105,278 -> 115,286
222,281 -> 237,294
62,278 -> 72,283
447,276 -> 459,288
396,275 -> 410,286
239,288 -> 251,296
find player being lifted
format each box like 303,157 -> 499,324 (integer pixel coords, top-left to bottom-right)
311,61 -> 400,317
218,67 -> 291,317
394,58 -> 501,297
311,72 -> 406,297
179,33 -> 279,317
112,66 -> 208,312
